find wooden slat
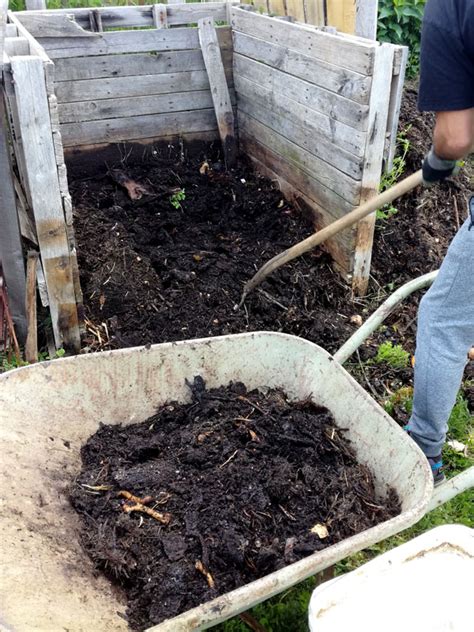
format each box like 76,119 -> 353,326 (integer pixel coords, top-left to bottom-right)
355,0 -> 378,39
238,111 -> 360,204
233,31 -> 372,105
5,24 -> 17,37
24,251 -> 39,364
237,96 -> 363,179
4,36 -> 29,56
58,89 -> 236,124
152,4 -> 167,29
385,46 -> 408,172
55,68 -> 234,103
53,48 -> 233,82
11,55 -> 79,350
234,73 -> 366,158
239,123 -> 353,216
15,3 -> 235,30
327,0 -> 356,34
0,81 -> 27,340
63,129 -> 221,157
38,25 -> 233,59
198,17 -> 236,167
14,13 -> 101,38
234,53 -> 369,130
352,43 -> 395,295
231,7 -> 376,74
248,154 -> 353,274
60,108 -> 224,147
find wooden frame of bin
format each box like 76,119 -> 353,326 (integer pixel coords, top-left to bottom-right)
2,3 -> 406,349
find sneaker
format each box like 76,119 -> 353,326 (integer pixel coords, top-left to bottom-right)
428,456 -> 446,487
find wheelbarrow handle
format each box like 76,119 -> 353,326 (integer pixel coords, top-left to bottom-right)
239,169 -> 423,305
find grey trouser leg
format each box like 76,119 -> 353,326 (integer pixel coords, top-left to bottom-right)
408,216 -> 474,457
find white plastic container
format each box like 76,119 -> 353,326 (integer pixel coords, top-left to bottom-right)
309,524 -> 474,632
0,332 -> 432,631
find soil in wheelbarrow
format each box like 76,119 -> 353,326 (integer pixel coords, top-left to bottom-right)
70,378 -> 401,630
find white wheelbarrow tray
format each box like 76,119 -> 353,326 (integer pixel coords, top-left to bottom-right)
0,331 -> 432,631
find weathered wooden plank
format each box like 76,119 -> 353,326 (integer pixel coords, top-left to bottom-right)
327,0 -> 357,34
7,11 -> 55,92
249,154 -> 353,274
15,3 -> 235,30
152,4 -> 167,29
239,124 -> 354,217
355,0 -> 379,39
58,89 -> 236,124
385,46 -> 408,172
234,73 -> 366,158
234,54 -> 369,130
38,25 -> 233,59
63,129 -> 221,158
89,9 -> 103,34
199,17 -> 236,167
11,55 -> 79,350
55,68 -> 234,103
5,24 -> 17,38
352,43 -> 395,295
0,87 -> 27,340
53,48 -> 233,82
24,251 -> 39,364
238,111 -> 360,204
25,0 -> 46,9
60,108 -> 223,147
231,7 -> 376,74
233,31 -> 372,105
14,13 -> 101,38
4,35 -> 29,56
237,96 -> 363,179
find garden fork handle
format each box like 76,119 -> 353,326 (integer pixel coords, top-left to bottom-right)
239,169 -> 423,306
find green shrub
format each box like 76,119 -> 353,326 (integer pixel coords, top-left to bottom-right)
378,0 -> 426,77
374,341 -> 410,369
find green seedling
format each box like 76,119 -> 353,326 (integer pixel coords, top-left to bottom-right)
170,188 -> 186,211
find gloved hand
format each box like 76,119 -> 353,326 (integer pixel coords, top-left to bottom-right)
422,146 -> 461,187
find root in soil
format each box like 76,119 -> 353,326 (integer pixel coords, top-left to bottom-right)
71,378 -> 401,630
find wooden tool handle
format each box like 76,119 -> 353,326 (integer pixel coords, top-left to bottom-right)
240,169 -> 423,304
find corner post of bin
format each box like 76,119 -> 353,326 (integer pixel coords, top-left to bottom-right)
352,43 -> 395,296
9,52 -> 80,352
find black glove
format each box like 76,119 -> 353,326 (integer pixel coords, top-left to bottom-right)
422,146 -> 459,187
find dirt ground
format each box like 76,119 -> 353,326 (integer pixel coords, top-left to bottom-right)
71,379 -> 400,629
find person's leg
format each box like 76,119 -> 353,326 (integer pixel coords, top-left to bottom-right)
407,215 -> 474,460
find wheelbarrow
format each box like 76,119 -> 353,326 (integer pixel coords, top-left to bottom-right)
0,326 -> 471,631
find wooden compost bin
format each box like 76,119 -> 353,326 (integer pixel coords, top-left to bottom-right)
2,3 -> 406,351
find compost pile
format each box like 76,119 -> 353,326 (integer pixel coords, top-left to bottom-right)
71,379 -> 400,629
70,142 -> 354,355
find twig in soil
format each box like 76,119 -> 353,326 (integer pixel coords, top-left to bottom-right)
195,560 -> 215,589
239,612 -> 268,632
118,490 -> 153,505
81,484 -> 112,492
237,395 -> 267,416
219,449 -> 239,469
278,504 -> 297,521
453,195 -> 460,230
122,503 -> 172,525
256,288 -> 288,311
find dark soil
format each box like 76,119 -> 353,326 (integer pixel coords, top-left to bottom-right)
70,85 -> 472,363
70,142 -> 354,356
71,378 -> 400,629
